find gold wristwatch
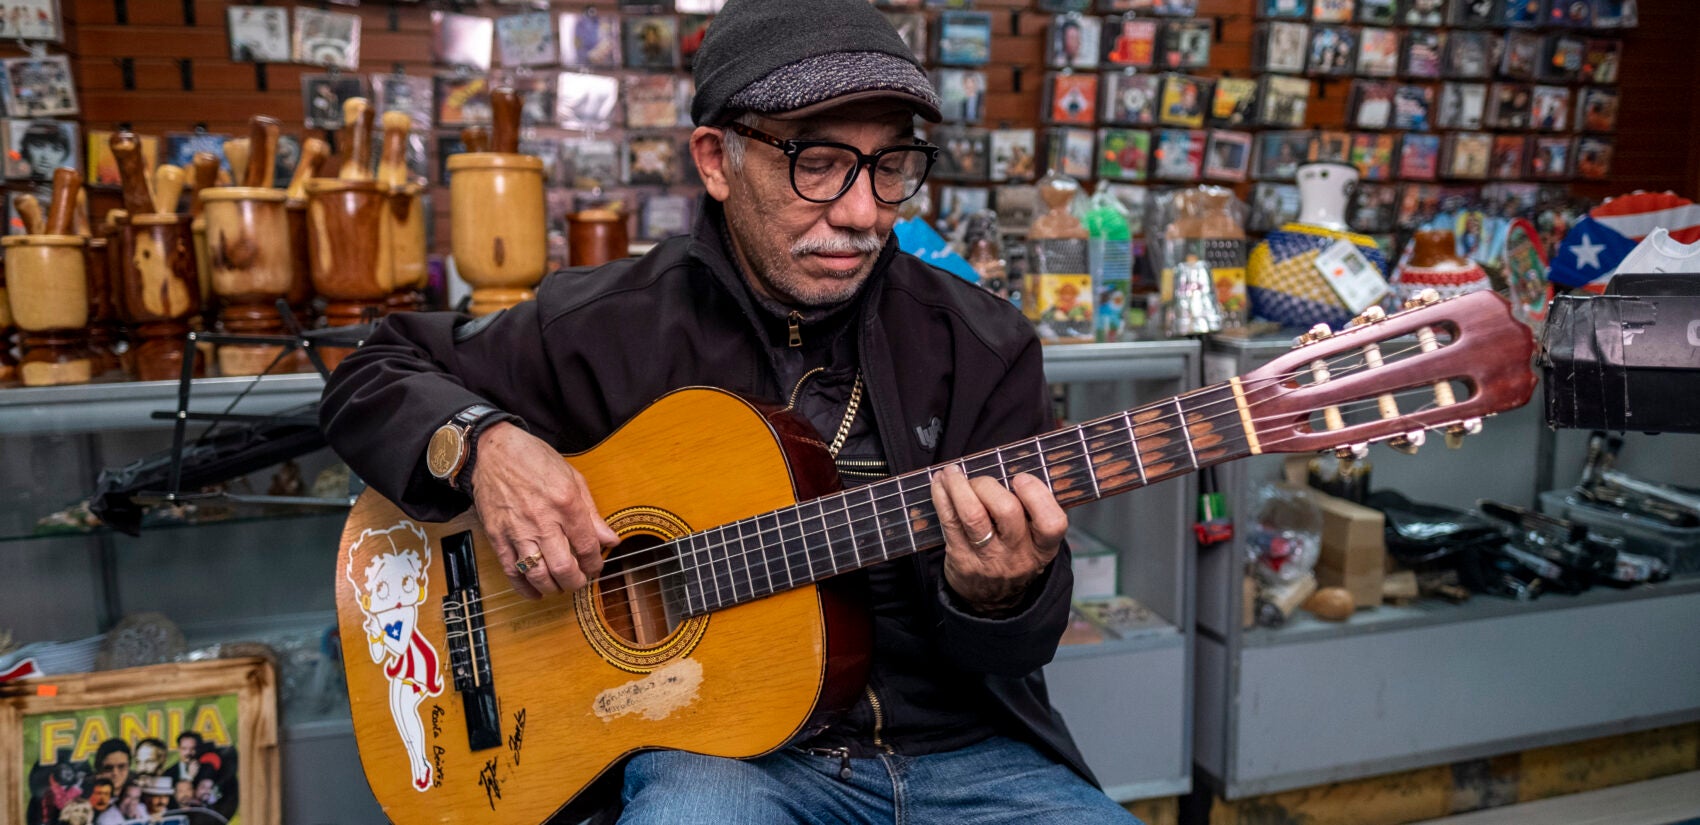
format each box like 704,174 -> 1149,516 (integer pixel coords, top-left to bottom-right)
426,404 -> 507,492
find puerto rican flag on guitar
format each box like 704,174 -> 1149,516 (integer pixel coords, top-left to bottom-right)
1549,192 -> 1700,291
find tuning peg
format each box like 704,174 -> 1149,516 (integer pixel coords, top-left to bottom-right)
1402,289 -> 1442,310
1442,417 -> 1483,449
1295,323 -> 1333,347
1388,429 -> 1427,455
1349,306 -> 1388,328
1333,442 -> 1369,461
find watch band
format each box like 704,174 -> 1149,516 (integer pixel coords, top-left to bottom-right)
454,406 -> 520,493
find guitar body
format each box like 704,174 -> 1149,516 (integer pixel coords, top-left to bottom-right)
335,388 -> 867,825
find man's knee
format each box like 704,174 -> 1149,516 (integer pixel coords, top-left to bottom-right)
619,751 -> 795,824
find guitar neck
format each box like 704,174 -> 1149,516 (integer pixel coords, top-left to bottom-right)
679,381 -> 1256,616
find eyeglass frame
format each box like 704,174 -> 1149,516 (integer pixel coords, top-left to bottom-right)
724,122 -> 940,205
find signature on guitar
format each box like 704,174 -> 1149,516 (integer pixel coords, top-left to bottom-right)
479,757 -> 503,811
509,708 -> 527,765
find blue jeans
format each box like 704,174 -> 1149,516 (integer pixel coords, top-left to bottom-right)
618,736 -> 1143,825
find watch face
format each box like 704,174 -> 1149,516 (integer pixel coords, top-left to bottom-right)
427,424 -> 465,479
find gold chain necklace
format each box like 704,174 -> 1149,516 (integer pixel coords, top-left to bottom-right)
827,371 -> 864,459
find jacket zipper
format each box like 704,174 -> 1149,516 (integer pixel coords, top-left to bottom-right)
787,310 -> 804,347
866,685 -> 893,754
784,367 -> 826,412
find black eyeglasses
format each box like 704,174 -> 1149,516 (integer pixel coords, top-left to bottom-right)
726,122 -> 939,205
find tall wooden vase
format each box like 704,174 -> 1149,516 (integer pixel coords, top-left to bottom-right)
305,179 -> 393,370
202,187 -> 299,376
448,153 -> 545,316
118,213 -> 205,381
3,234 -> 94,386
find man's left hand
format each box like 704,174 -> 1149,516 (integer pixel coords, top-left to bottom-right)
930,465 -> 1067,616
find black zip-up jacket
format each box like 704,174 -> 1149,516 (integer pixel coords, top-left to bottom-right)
319,199 -> 1094,787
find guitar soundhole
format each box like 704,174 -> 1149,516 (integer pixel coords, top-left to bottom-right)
596,534 -> 688,648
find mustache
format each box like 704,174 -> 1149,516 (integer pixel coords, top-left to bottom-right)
791,232 -> 884,257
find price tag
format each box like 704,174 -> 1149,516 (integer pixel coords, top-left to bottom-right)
1313,239 -> 1389,313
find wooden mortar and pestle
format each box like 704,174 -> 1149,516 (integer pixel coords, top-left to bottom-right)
305,97 -> 395,370
448,87 -> 547,316
1,168 -> 96,385
200,114 -> 306,376
110,131 -> 204,381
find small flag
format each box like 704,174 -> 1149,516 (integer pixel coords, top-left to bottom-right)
1549,192 -> 1700,290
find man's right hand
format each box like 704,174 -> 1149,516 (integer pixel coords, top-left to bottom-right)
468,422 -> 620,599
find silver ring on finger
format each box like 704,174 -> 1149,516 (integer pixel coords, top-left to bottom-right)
515,553 -> 542,574
970,529 -> 996,548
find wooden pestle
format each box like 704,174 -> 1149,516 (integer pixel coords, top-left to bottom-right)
109,131 -> 156,216
339,97 -> 374,181
223,139 -> 251,187
286,137 -> 329,201
153,165 -> 186,214
189,152 -> 220,218
490,87 -> 521,154
460,125 -> 490,154
72,189 -> 90,237
44,168 -> 83,236
15,194 -> 44,235
377,111 -> 412,190
245,116 -> 281,188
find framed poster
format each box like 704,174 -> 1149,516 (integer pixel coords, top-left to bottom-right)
227,6 -> 290,63
1,56 -> 76,117
292,8 -> 360,70
0,0 -> 62,43
0,658 -> 278,825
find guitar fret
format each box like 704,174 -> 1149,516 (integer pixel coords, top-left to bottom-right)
821,493 -> 847,572
995,446 -> 1010,487
775,508 -> 805,592
710,525 -> 735,609
730,522 -> 751,605
896,478 -> 919,557
707,523 -> 727,608
680,534 -> 700,612
1173,397 -> 1197,470
816,498 -> 840,576
866,486 -> 890,561
721,525 -> 743,607
754,513 -> 780,599
828,494 -> 859,572
799,499 -> 824,582
697,530 -> 718,612
1122,411 -> 1147,485
1076,426 -> 1101,500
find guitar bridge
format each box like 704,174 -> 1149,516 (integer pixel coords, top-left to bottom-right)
441,530 -> 502,752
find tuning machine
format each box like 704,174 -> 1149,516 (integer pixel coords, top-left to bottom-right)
1348,305 -> 1388,328
1332,442 -> 1369,461
1401,288 -> 1442,310
1295,323 -> 1333,347
1443,417 -> 1484,449
1388,429 -> 1427,455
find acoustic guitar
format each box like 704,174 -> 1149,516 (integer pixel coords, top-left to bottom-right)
335,291 -> 1536,824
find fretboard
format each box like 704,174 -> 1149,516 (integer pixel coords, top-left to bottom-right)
675,381 -> 1254,617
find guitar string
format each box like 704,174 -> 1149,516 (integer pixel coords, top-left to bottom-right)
441,339 -> 1451,628
443,339 -> 1448,629
445,380 -> 1460,636
590,337 -> 1424,579
442,383 -> 1464,640
439,342 -> 1464,633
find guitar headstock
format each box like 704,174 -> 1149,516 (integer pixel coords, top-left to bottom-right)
1239,290 -> 1537,457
